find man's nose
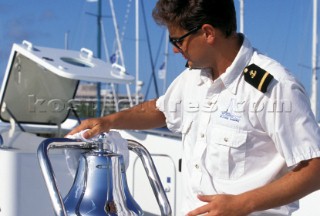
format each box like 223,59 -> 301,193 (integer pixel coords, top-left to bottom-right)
172,46 -> 181,53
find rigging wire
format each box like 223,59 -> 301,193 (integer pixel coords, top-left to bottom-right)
109,0 -> 132,65
109,0 -> 125,67
154,29 -> 167,65
120,0 -> 133,43
296,0 -> 314,84
70,1 -> 89,50
140,0 -> 159,98
279,1 -> 296,64
100,19 -> 110,62
145,29 -> 166,99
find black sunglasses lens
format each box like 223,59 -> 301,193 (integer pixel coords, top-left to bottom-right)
169,26 -> 201,49
170,38 -> 182,49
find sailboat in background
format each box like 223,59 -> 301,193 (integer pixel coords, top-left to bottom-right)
73,0 -> 170,118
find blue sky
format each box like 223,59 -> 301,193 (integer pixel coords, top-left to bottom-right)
0,0 -> 318,100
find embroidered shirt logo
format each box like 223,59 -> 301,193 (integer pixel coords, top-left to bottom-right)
220,99 -> 242,122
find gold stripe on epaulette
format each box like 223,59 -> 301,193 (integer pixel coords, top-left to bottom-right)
258,72 -> 270,91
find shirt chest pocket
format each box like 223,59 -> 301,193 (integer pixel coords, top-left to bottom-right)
207,128 -> 248,180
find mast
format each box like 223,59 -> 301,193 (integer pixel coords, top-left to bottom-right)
96,0 -> 102,117
85,0 -> 103,116
109,0 -> 125,66
135,0 -> 140,105
163,30 -> 169,94
64,31 -> 69,50
239,0 -> 244,33
311,0 -> 318,120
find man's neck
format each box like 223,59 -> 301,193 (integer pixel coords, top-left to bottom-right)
210,33 -> 243,80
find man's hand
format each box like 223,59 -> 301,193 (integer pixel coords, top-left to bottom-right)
66,116 -> 112,139
66,99 -> 166,139
187,158 -> 320,215
187,194 -> 251,216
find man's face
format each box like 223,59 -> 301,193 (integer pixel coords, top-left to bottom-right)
168,24 -> 211,70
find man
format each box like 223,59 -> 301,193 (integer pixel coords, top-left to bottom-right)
68,0 -> 320,215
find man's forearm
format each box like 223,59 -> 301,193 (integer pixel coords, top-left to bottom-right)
240,158 -> 320,214
107,99 -> 166,130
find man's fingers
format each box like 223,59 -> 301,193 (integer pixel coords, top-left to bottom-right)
82,127 -> 100,139
186,195 -> 217,215
65,119 -> 98,138
187,204 -> 210,216
197,194 -> 215,202
65,125 -> 86,137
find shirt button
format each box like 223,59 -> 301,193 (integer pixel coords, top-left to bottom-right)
200,133 -> 205,138
224,137 -> 229,142
195,164 -> 200,169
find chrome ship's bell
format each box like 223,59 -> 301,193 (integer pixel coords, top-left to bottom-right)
37,136 -> 172,216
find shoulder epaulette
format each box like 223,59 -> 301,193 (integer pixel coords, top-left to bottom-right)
243,64 -> 274,93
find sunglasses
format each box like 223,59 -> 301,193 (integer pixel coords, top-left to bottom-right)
169,26 -> 201,50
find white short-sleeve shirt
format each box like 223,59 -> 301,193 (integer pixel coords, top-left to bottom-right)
156,35 -> 320,215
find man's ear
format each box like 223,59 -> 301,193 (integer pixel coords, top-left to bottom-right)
202,24 -> 216,44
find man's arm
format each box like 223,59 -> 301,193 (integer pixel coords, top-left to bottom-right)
242,157 -> 320,213
187,158 -> 320,216
67,99 -> 166,139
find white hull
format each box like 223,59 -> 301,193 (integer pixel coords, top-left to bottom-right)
0,129 -> 74,215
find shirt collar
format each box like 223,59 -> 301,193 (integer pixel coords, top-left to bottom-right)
197,34 -> 254,94
197,68 -> 213,86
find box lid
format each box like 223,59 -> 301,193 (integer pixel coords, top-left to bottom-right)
0,41 -> 134,126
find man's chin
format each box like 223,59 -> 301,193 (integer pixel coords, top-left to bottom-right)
185,61 -> 196,69
185,61 -> 204,70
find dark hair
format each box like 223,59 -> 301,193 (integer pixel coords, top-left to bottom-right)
152,0 -> 237,37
